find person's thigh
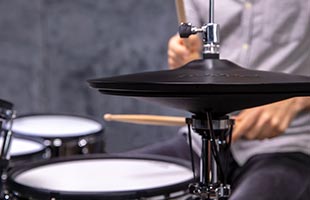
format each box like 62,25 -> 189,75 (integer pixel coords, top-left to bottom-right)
230,152 -> 310,200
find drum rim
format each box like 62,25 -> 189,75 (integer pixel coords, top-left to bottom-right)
7,154 -> 194,200
12,113 -> 104,139
7,135 -> 46,159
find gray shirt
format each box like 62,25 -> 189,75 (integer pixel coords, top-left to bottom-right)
183,0 -> 310,165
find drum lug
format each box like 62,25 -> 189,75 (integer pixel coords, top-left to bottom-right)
78,139 -> 89,154
44,140 -> 51,146
44,148 -> 52,159
78,138 -> 88,147
53,139 -> 62,147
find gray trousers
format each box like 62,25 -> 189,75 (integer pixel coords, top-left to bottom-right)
128,134 -> 310,200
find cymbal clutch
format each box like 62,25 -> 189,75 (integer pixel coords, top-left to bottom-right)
178,0 -> 220,59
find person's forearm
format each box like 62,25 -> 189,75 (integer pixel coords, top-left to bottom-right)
294,97 -> 310,112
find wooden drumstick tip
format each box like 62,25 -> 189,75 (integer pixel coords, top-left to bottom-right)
104,114 -> 112,121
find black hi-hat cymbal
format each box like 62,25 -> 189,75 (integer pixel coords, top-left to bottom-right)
88,59 -> 310,116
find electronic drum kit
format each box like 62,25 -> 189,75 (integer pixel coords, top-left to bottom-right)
1,0 -> 310,199
87,39 -> 310,200
0,109 -> 108,199
87,0 -> 310,199
0,101 -> 196,200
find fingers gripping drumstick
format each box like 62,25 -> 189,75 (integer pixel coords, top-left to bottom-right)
104,114 -> 186,126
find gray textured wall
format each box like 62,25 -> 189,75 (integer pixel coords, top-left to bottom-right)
0,0 -> 188,152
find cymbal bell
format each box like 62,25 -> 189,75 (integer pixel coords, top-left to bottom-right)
88,59 -> 310,116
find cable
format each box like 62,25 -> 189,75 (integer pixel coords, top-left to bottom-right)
186,118 -> 196,180
206,112 -> 226,184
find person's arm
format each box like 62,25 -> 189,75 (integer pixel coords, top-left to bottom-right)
167,34 -> 202,69
168,0 -> 203,69
232,97 -> 310,142
298,96 -> 310,110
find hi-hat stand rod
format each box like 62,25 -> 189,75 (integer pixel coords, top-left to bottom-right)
209,0 -> 214,23
189,112 -> 233,200
201,134 -> 211,186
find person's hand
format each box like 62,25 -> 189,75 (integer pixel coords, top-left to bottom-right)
167,34 -> 202,69
232,97 -> 309,142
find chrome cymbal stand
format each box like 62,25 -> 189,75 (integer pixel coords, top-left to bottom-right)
0,109 -> 15,162
0,104 -> 15,198
179,2 -> 234,197
186,113 -> 234,200
179,0 -> 220,59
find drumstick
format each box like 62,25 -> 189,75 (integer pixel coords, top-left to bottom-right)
104,114 -> 186,126
175,0 -> 187,24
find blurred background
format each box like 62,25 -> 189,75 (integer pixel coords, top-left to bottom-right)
0,0 -> 189,152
